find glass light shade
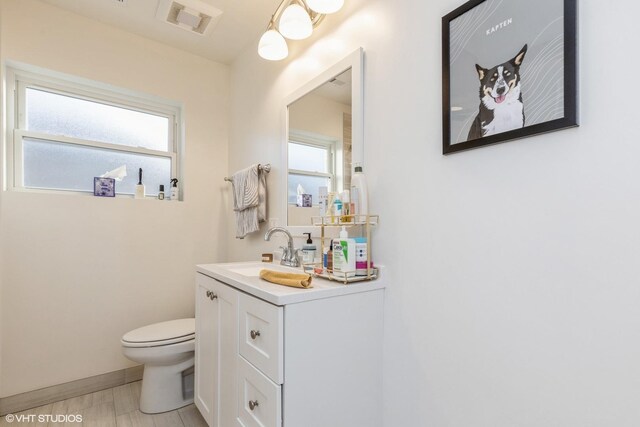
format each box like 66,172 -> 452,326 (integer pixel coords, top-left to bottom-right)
306,0 -> 344,14
278,4 -> 313,40
258,29 -> 288,61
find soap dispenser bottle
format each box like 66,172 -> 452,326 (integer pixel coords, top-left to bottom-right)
302,233 -> 316,264
332,226 -> 356,277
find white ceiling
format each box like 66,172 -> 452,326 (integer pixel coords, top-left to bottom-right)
314,69 -> 352,106
39,0 -> 283,64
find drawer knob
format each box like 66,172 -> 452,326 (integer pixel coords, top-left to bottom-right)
210,293 -> 218,300
249,400 -> 259,411
206,290 -> 211,297
250,330 -> 261,340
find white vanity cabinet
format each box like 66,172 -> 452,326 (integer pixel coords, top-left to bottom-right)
194,262 -> 385,427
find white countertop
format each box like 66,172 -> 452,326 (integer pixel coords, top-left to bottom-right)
196,261 -> 385,306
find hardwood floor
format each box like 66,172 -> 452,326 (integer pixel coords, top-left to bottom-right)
0,382 -> 206,427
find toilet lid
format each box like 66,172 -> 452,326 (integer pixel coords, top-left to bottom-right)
122,318 -> 195,345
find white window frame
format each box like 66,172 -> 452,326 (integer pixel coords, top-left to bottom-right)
5,65 -> 181,195
287,131 -> 337,205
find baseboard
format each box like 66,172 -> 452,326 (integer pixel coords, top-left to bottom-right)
0,365 -> 143,416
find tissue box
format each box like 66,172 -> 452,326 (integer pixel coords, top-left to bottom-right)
297,194 -> 312,207
94,177 -> 115,197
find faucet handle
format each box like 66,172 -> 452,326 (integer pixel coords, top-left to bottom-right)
279,246 -> 289,260
289,248 -> 302,266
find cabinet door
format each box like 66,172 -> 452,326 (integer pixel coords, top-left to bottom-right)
238,293 -> 284,384
195,274 -> 238,427
236,356 -> 282,427
195,275 -> 218,426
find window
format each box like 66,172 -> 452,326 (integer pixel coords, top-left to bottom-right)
287,132 -> 336,205
7,66 -> 180,197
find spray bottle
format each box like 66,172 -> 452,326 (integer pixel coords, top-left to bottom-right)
170,178 -> 179,201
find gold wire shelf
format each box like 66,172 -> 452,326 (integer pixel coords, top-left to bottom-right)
302,263 -> 379,285
311,214 -> 379,226
307,214 -> 379,284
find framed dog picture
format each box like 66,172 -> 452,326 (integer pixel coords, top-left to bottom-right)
442,0 -> 578,154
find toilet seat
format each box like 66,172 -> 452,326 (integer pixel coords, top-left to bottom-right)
122,318 -> 195,348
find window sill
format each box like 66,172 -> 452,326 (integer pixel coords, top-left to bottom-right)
6,187 -> 182,202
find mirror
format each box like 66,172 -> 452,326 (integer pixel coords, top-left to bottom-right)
284,48 -> 363,226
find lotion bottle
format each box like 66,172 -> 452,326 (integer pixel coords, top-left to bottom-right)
332,226 -> 356,277
350,164 -> 368,219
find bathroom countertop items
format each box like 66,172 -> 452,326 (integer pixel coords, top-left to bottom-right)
230,164 -> 268,238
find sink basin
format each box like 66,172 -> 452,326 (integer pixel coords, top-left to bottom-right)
226,266 -> 265,277
225,262 -> 304,277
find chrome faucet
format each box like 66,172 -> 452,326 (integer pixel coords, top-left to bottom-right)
264,227 -> 300,268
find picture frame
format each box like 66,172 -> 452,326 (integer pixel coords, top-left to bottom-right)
94,177 -> 116,197
442,0 -> 578,154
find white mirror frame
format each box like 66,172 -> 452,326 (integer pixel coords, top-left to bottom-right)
282,47 -> 364,232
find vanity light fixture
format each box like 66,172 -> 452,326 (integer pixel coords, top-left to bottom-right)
258,0 -> 344,61
258,24 -> 289,60
279,1 -> 314,40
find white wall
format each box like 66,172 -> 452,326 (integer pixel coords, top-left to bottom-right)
0,0 -> 229,397
229,0 -> 640,426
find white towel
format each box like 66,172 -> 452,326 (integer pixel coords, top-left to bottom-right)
231,164 -> 267,239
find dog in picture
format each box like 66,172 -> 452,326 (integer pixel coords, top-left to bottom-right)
467,44 -> 528,141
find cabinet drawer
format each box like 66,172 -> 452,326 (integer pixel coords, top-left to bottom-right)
238,293 -> 284,384
237,356 -> 281,427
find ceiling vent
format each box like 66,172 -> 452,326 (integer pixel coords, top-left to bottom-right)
156,0 -> 223,36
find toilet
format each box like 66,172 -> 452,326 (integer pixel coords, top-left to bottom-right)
121,318 -> 195,414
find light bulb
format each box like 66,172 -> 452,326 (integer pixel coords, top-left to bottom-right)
279,3 -> 313,40
306,0 -> 344,14
258,29 -> 288,61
